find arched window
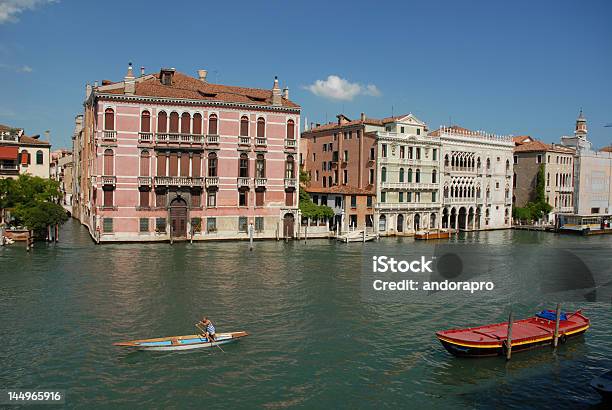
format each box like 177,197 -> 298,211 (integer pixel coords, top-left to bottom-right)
180,112 -> 191,134
239,153 -> 249,178
192,113 -> 202,134
505,159 -> 510,171
486,158 -> 491,170
415,169 -> 421,183
240,116 -> 249,137
407,168 -> 413,182
432,169 -> 437,184
256,154 -> 266,178
399,168 -> 405,182
20,149 -> 30,165
141,110 -> 151,132
207,152 -> 217,177
381,166 -> 387,182
104,108 -> 114,130
444,154 -> 449,167
169,112 -> 179,133
285,155 -> 295,179
103,149 -> 114,175
286,119 -> 295,140
140,150 -> 150,176
328,176 -> 332,187
157,111 -> 167,133
208,114 -> 218,135
322,177 -> 327,187
36,150 -> 44,165
257,117 -> 265,138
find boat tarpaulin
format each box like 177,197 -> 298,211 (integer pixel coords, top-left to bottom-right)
0,146 -> 18,160
536,310 -> 568,321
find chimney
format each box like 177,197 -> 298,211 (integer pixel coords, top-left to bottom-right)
282,87 -> 289,100
197,69 -> 208,82
124,62 -> 135,95
160,68 -> 175,86
272,76 -> 282,106
140,66 -> 145,76
360,112 -> 365,121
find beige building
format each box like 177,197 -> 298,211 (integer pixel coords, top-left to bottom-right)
0,124 -> 51,179
513,139 -> 575,223
51,149 -> 74,207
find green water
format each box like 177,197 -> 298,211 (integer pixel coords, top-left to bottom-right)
1,220 -> 611,409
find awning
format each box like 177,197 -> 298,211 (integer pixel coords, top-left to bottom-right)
0,146 -> 18,160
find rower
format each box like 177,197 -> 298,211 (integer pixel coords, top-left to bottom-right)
198,317 -> 216,341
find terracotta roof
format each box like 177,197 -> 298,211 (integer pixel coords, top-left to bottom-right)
303,113 -> 417,134
0,124 -> 22,133
512,135 -> 534,145
98,71 -> 299,108
304,184 -> 374,195
428,125 -> 473,137
19,135 -> 50,146
514,140 -> 574,154
600,145 -> 612,153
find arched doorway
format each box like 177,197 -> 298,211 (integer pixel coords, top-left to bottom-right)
476,207 -> 482,229
283,213 -> 295,238
430,213 -> 436,229
442,208 -> 449,229
468,207 -> 474,230
379,215 -> 387,232
170,197 -> 188,238
450,208 -> 456,229
458,207 -> 467,231
397,214 -> 404,232
414,214 -> 421,231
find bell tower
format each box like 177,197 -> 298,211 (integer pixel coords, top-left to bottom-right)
574,109 -> 587,139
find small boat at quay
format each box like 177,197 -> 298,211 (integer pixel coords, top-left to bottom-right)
113,331 -> 249,351
415,229 -> 452,240
336,230 -> 378,243
591,370 -> 612,401
436,310 -> 589,358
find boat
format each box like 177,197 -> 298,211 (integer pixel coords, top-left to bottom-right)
336,230 -> 378,243
113,331 -> 249,351
415,229 -> 452,240
591,370 -> 612,400
436,310 -> 589,358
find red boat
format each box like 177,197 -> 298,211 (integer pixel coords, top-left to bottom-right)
436,310 -> 589,358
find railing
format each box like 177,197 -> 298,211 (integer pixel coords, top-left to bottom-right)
154,176 -> 204,186
505,198 -> 512,205
206,134 -> 220,144
559,206 -> 574,213
237,177 -> 250,187
0,135 -> 18,142
285,139 -> 296,148
155,133 -> 205,144
255,137 -> 267,147
443,197 -> 478,204
238,136 -> 250,146
138,132 -> 153,143
557,186 -> 573,193
102,175 -> 116,185
381,182 -> 438,190
205,177 -> 219,187
444,166 -> 476,173
375,202 -> 441,210
254,178 -> 267,188
102,130 -> 116,141
138,176 -> 152,186
284,178 -> 297,189
0,164 -> 18,171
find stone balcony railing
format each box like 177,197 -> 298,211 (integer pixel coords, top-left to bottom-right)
376,202 -> 441,211
381,182 -> 438,190
155,133 -> 205,144
138,176 -> 152,186
138,132 -> 153,143
443,197 -> 480,205
238,136 -> 250,146
237,177 -> 250,187
102,130 -> 117,141
284,178 -> 297,189
254,178 -> 267,188
285,139 -> 297,148
154,176 -> 204,186
505,198 -> 512,205
0,163 -> 18,171
205,176 -> 219,188
255,137 -> 267,147
557,186 -> 573,193
102,175 -> 116,185
559,206 -> 574,213
206,134 -> 220,144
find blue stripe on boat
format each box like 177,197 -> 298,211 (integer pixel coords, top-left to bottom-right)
179,338 -> 208,344
138,341 -> 173,346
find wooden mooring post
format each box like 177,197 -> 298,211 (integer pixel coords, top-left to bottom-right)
506,311 -> 513,361
553,303 -> 561,348
249,223 -> 254,251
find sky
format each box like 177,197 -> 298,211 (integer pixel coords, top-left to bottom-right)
0,0 -> 611,149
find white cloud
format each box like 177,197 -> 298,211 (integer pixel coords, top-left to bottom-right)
0,0 -> 56,24
0,62 -> 33,73
304,75 -> 382,101
19,64 -> 32,72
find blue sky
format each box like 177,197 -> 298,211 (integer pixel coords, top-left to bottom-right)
0,0 -> 611,149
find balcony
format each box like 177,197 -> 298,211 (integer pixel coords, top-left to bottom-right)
255,137 -> 267,147
557,186 -> 573,193
138,176 -> 152,187
0,163 -> 18,171
138,132 -> 153,143
155,133 -> 205,144
443,197 -> 478,205
376,202 -> 441,211
284,178 -> 297,189
505,198 -> 512,205
254,178 -> 267,188
205,177 -> 219,188
102,130 -> 116,141
0,134 -> 18,142
285,139 -> 297,149
206,134 -> 220,145
237,177 -> 250,187
238,136 -> 251,147
559,206 -> 574,213
102,175 -> 116,185
381,182 -> 438,190
154,176 -> 204,187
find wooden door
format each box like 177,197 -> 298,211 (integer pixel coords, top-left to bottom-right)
170,198 -> 188,238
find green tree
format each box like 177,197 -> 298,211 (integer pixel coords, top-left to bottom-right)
299,190 -> 334,220
512,164 -> 552,222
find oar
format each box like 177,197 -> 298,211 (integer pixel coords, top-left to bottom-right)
195,323 -> 225,353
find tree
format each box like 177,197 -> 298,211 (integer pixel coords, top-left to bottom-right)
512,164 -> 552,222
299,190 -> 334,220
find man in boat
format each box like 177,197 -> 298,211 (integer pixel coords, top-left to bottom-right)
198,317 -> 216,341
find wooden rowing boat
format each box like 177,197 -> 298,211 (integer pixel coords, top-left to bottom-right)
436,310 -> 589,358
113,331 -> 249,351
591,370 -> 612,400
415,229 -> 451,240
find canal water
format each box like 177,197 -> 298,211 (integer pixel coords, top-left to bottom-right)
1,220 -> 611,409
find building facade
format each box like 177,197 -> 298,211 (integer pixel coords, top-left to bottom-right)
51,149 -> 74,208
513,139 -> 575,223
0,124 -> 51,179
431,126 -> 514,230
75,64 -> 300,242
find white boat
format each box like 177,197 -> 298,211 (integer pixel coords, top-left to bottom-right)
336,230 -> 378,243
113,331 -> 248,351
